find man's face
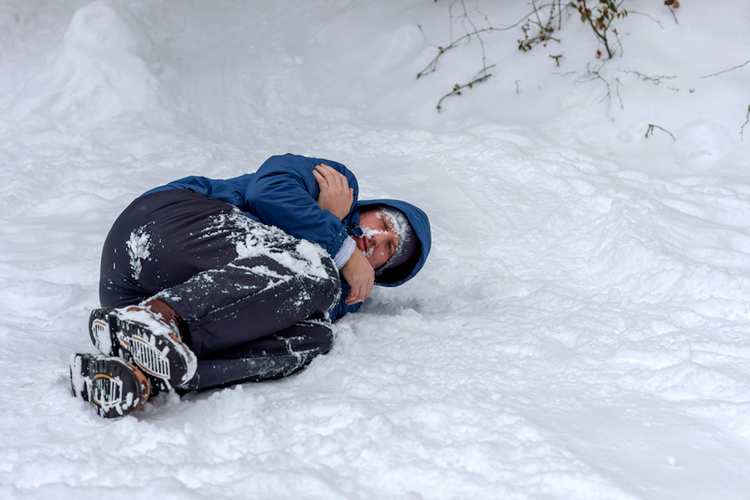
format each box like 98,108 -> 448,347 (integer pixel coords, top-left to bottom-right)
353,210 -> 400,269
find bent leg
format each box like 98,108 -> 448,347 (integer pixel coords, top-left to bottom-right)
181,316 -> 334,391
156,248 -> 339,357
99,188 -> 341,358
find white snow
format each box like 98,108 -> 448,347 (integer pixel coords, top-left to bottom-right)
126,226 -> 151,280
220,208 -> 335,281
2,0 -> 750,498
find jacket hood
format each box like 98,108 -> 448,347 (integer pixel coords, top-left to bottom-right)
350,198 -> 431,287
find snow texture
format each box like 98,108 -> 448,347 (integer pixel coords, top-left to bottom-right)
2,0 -> 750,499
126,225 -> 151,280
226,209 -> 334,283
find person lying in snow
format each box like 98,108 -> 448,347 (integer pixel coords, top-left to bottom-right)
69,154 -> 431,419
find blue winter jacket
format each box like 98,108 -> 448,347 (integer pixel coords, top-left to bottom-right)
144,154 -> 431,321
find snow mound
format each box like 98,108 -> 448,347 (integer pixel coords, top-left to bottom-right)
672,121 -> 733,171
12,0 -> 158,128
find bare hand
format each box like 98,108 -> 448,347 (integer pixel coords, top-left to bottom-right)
340,249 -> 374,305
313,164 -> 354,221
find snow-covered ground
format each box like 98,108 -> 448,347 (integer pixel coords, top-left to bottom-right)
2,0 -> 750,498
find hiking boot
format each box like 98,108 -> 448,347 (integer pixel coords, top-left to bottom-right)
70,353 -> 150,419
88,305 -> 197,390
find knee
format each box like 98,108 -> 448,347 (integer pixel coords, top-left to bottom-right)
292,241 -> 342,310
321,255 -> 342,298
315,258 -> 342,313
295,318 -> 335,355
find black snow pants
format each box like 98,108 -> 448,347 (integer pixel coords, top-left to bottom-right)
99,189 -> 341,391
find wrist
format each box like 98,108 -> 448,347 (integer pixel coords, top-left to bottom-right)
334,237 -> 356,269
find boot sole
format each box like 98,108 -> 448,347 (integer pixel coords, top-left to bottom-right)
89,307 -> 196,389
71,354 -> 150,419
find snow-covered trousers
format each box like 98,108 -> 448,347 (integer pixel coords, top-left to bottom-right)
98,189 -> 341,391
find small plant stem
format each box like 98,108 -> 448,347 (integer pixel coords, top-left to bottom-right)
579,0 -> 613,58
701,59 -> 750,79
645,124 -> 676,141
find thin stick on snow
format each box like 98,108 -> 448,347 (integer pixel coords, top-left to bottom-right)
741,105 -> 750,142
666,5 -> 679,24
578,65 -> 612,103
417,4 -> 516,79
701,59 -> 750,79
615,77 -> 624,109
459,0 -> 490,80
621,68 -> 676,85
645,124 -> 676,141
437,73 -> 493,112
625,10 -> 665,28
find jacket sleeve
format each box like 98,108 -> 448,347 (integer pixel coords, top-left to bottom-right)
244,154 -> 359,258
327,284 -> 363,321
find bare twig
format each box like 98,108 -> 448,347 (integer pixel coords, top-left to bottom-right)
531,0 -> 544,30
517,0 -> 568,52
418,0 -> 522,79
741,105 -> 750,141
549,54 -> 562,66
458,0 -> 490,79
437,73 -> 493,112
645,124 -> 676,141
625,10 -> 665,28
621,68 -> 676,85
666,4 -> 679,24
700,59 -> 750,79
417,26 -> 503,78
615,77 -> 623,109
424,0 -> 507,111
610,26 -> 624,57
578,64 -> 611,103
